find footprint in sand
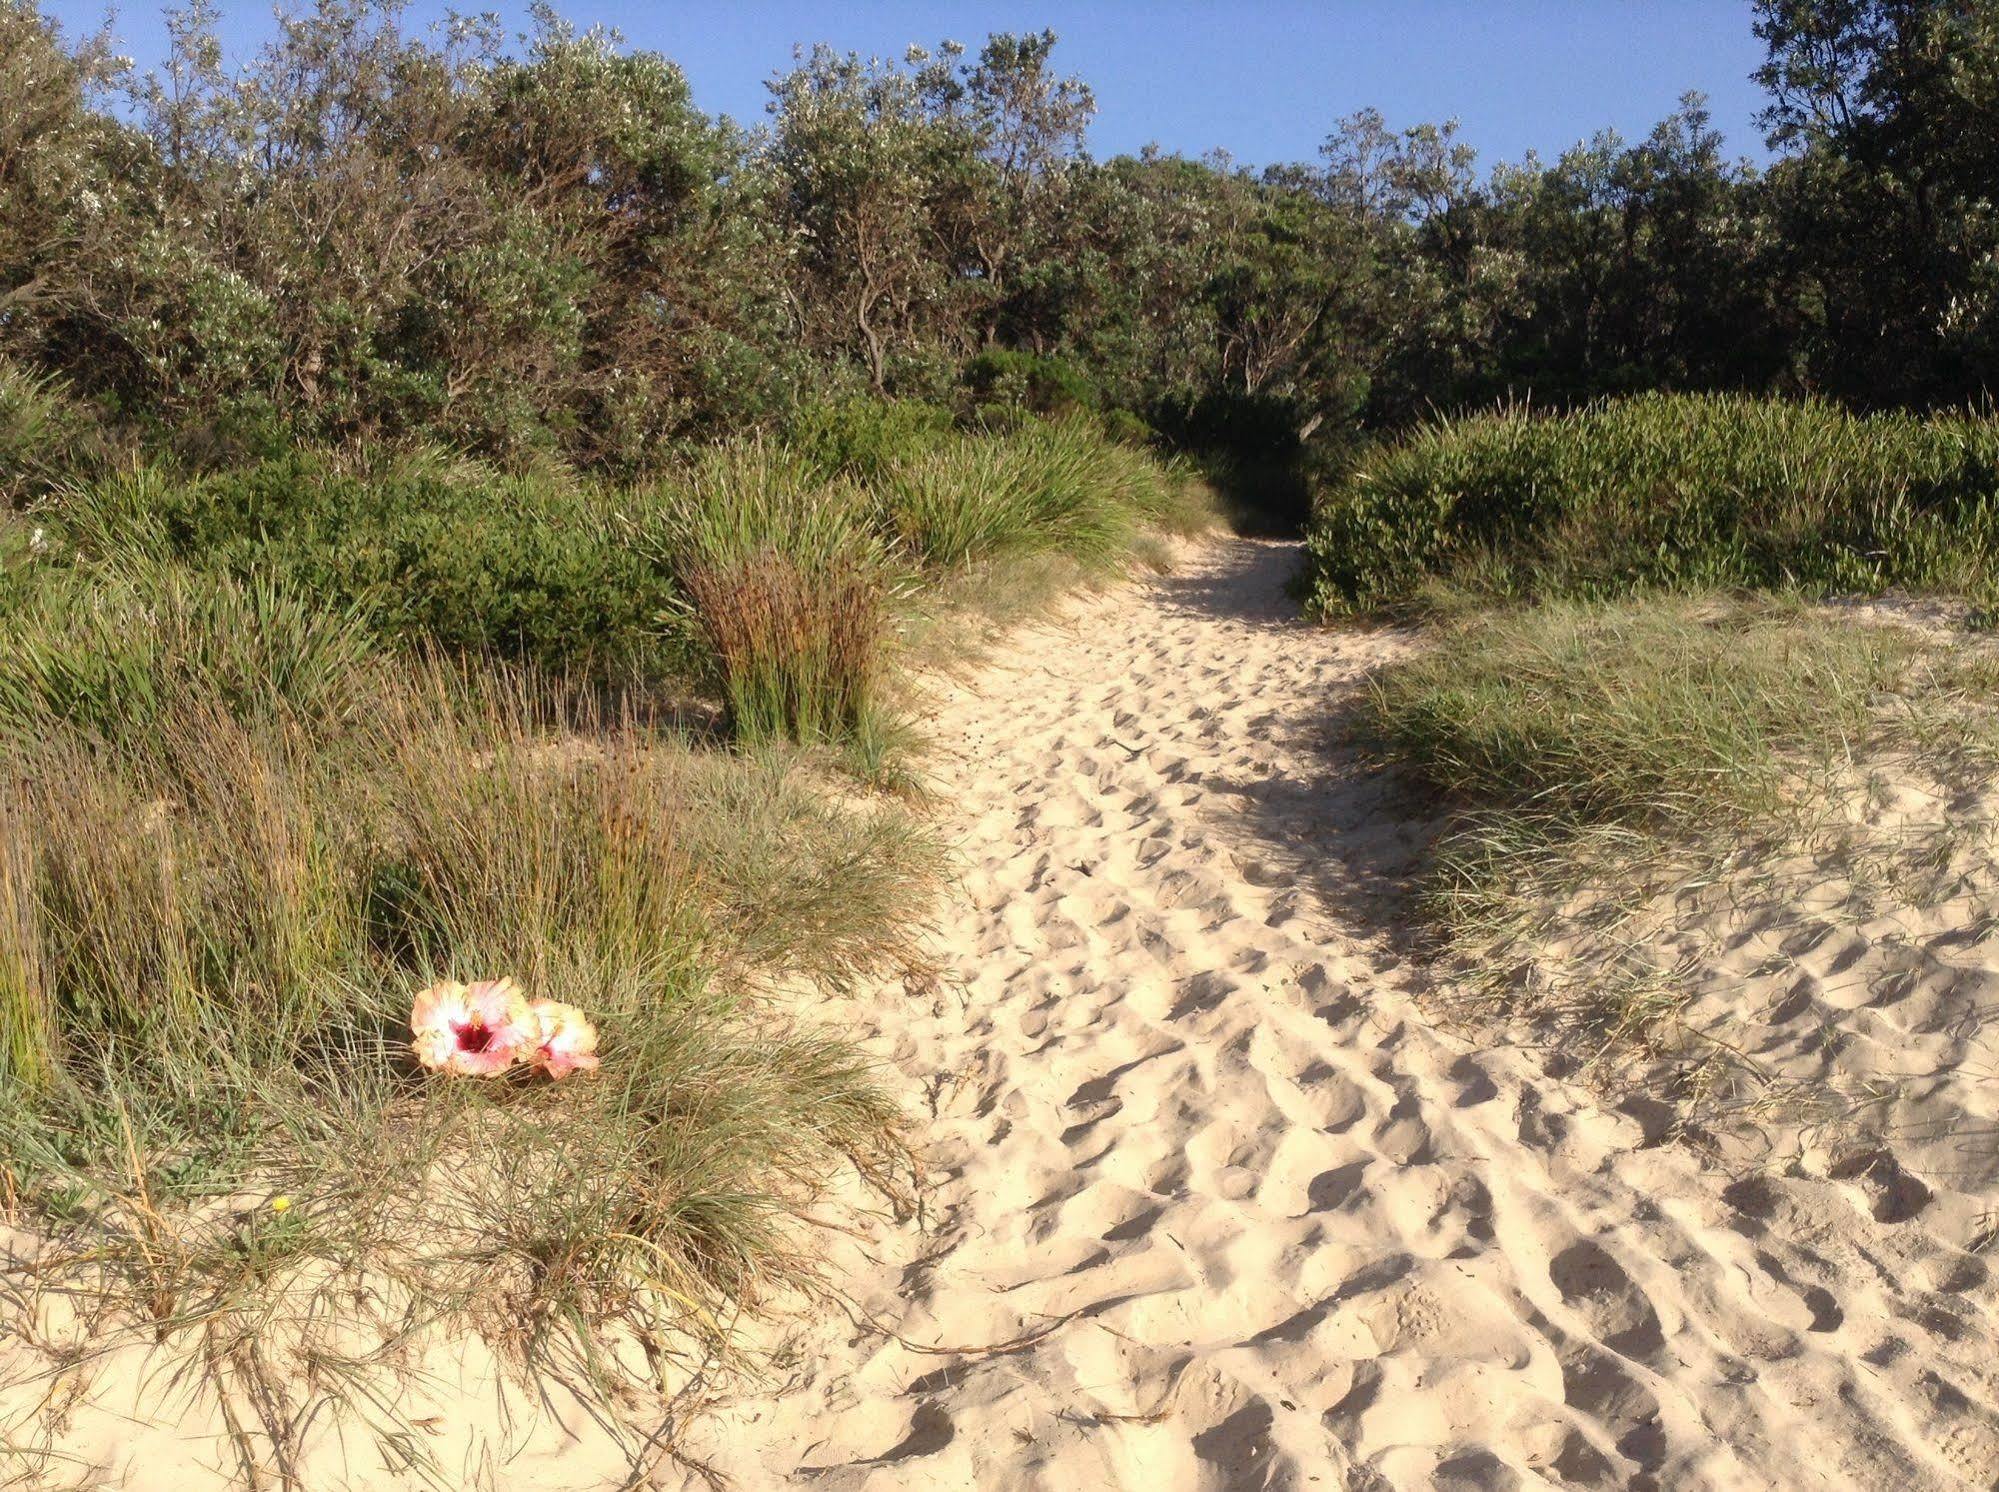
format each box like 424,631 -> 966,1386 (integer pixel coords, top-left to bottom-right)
668,538 -> 1999,1492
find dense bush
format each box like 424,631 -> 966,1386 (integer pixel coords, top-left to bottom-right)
11,3 -> 1994,510
788,397 -> 957,484
59,454 -> 681,676
961,349 -> 1099,416
1305,394 -> 1999,617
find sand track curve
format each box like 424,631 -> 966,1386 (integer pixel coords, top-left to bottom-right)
676,537 -> 1999,1492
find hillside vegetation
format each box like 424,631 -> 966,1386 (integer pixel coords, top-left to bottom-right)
5,2 -> 1998,503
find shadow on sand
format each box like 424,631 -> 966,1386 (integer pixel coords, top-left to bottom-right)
1148,539 -> 1444,968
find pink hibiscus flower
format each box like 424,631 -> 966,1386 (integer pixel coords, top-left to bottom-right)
527,999 -> 601,1079
410,978 -> 536,1077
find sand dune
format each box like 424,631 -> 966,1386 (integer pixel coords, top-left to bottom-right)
670,538 -> 1999,1491
8,538 -> 1998,1489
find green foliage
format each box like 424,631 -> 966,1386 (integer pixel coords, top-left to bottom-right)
961,349 -> 1098,415
880,423 -> 1109,570
1305,394 -> 1999,617
1098,407 -> 1157,447
1754,0 -> 1999,405
0,563 -> 378,743
61,453 -> 680,676
787,397 -> 955,483
878,435 -> 1049,570
9,0 -> 1997,499
33,417 -> 1198,756
878,418 -> 1210,572
0,360 -> 100,505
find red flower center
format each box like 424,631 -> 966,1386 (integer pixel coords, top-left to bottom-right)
456,1020 -> 497,1054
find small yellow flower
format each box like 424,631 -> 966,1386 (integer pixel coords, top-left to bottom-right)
270,1195 -> 293,1214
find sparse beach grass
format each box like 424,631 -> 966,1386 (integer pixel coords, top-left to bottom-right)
1362,587 -> 1999,1107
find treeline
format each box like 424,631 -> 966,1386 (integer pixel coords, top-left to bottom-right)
3,0 -> 1996,487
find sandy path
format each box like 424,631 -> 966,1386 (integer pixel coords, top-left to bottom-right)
675,538 -> 1999,1492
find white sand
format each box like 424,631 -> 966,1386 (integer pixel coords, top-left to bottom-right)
670,539 -> 1999,1491
8,537 -> 1999,1489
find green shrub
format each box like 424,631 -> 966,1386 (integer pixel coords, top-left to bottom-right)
1305,393 -> 1999,618
0,564 -> 378,744
787,397 -> 955,484
1099,406 -> 1158,448
961,348 -> 1099,416
967,400 -> 1028,435
58,453 -> 680,676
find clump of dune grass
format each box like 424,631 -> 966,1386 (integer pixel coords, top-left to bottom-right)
870,416 -> 1210,575
877,434 -> 1057,571
1368,595 -> 1918,831
0,563 -> 380,745
1366,594 -> 1999,1085
888,421 -> 1139,572
644,441 -> 901,752
1306,393 -> 1999,619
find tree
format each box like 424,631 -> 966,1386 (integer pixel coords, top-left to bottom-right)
0,3 -> 142,373
1755,0 -> 1999,402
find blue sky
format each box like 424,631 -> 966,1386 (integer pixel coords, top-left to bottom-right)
45,1 -> 1776,170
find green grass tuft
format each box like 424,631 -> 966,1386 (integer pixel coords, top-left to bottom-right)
643,441 -> 900,747
0,563 -> 380,744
